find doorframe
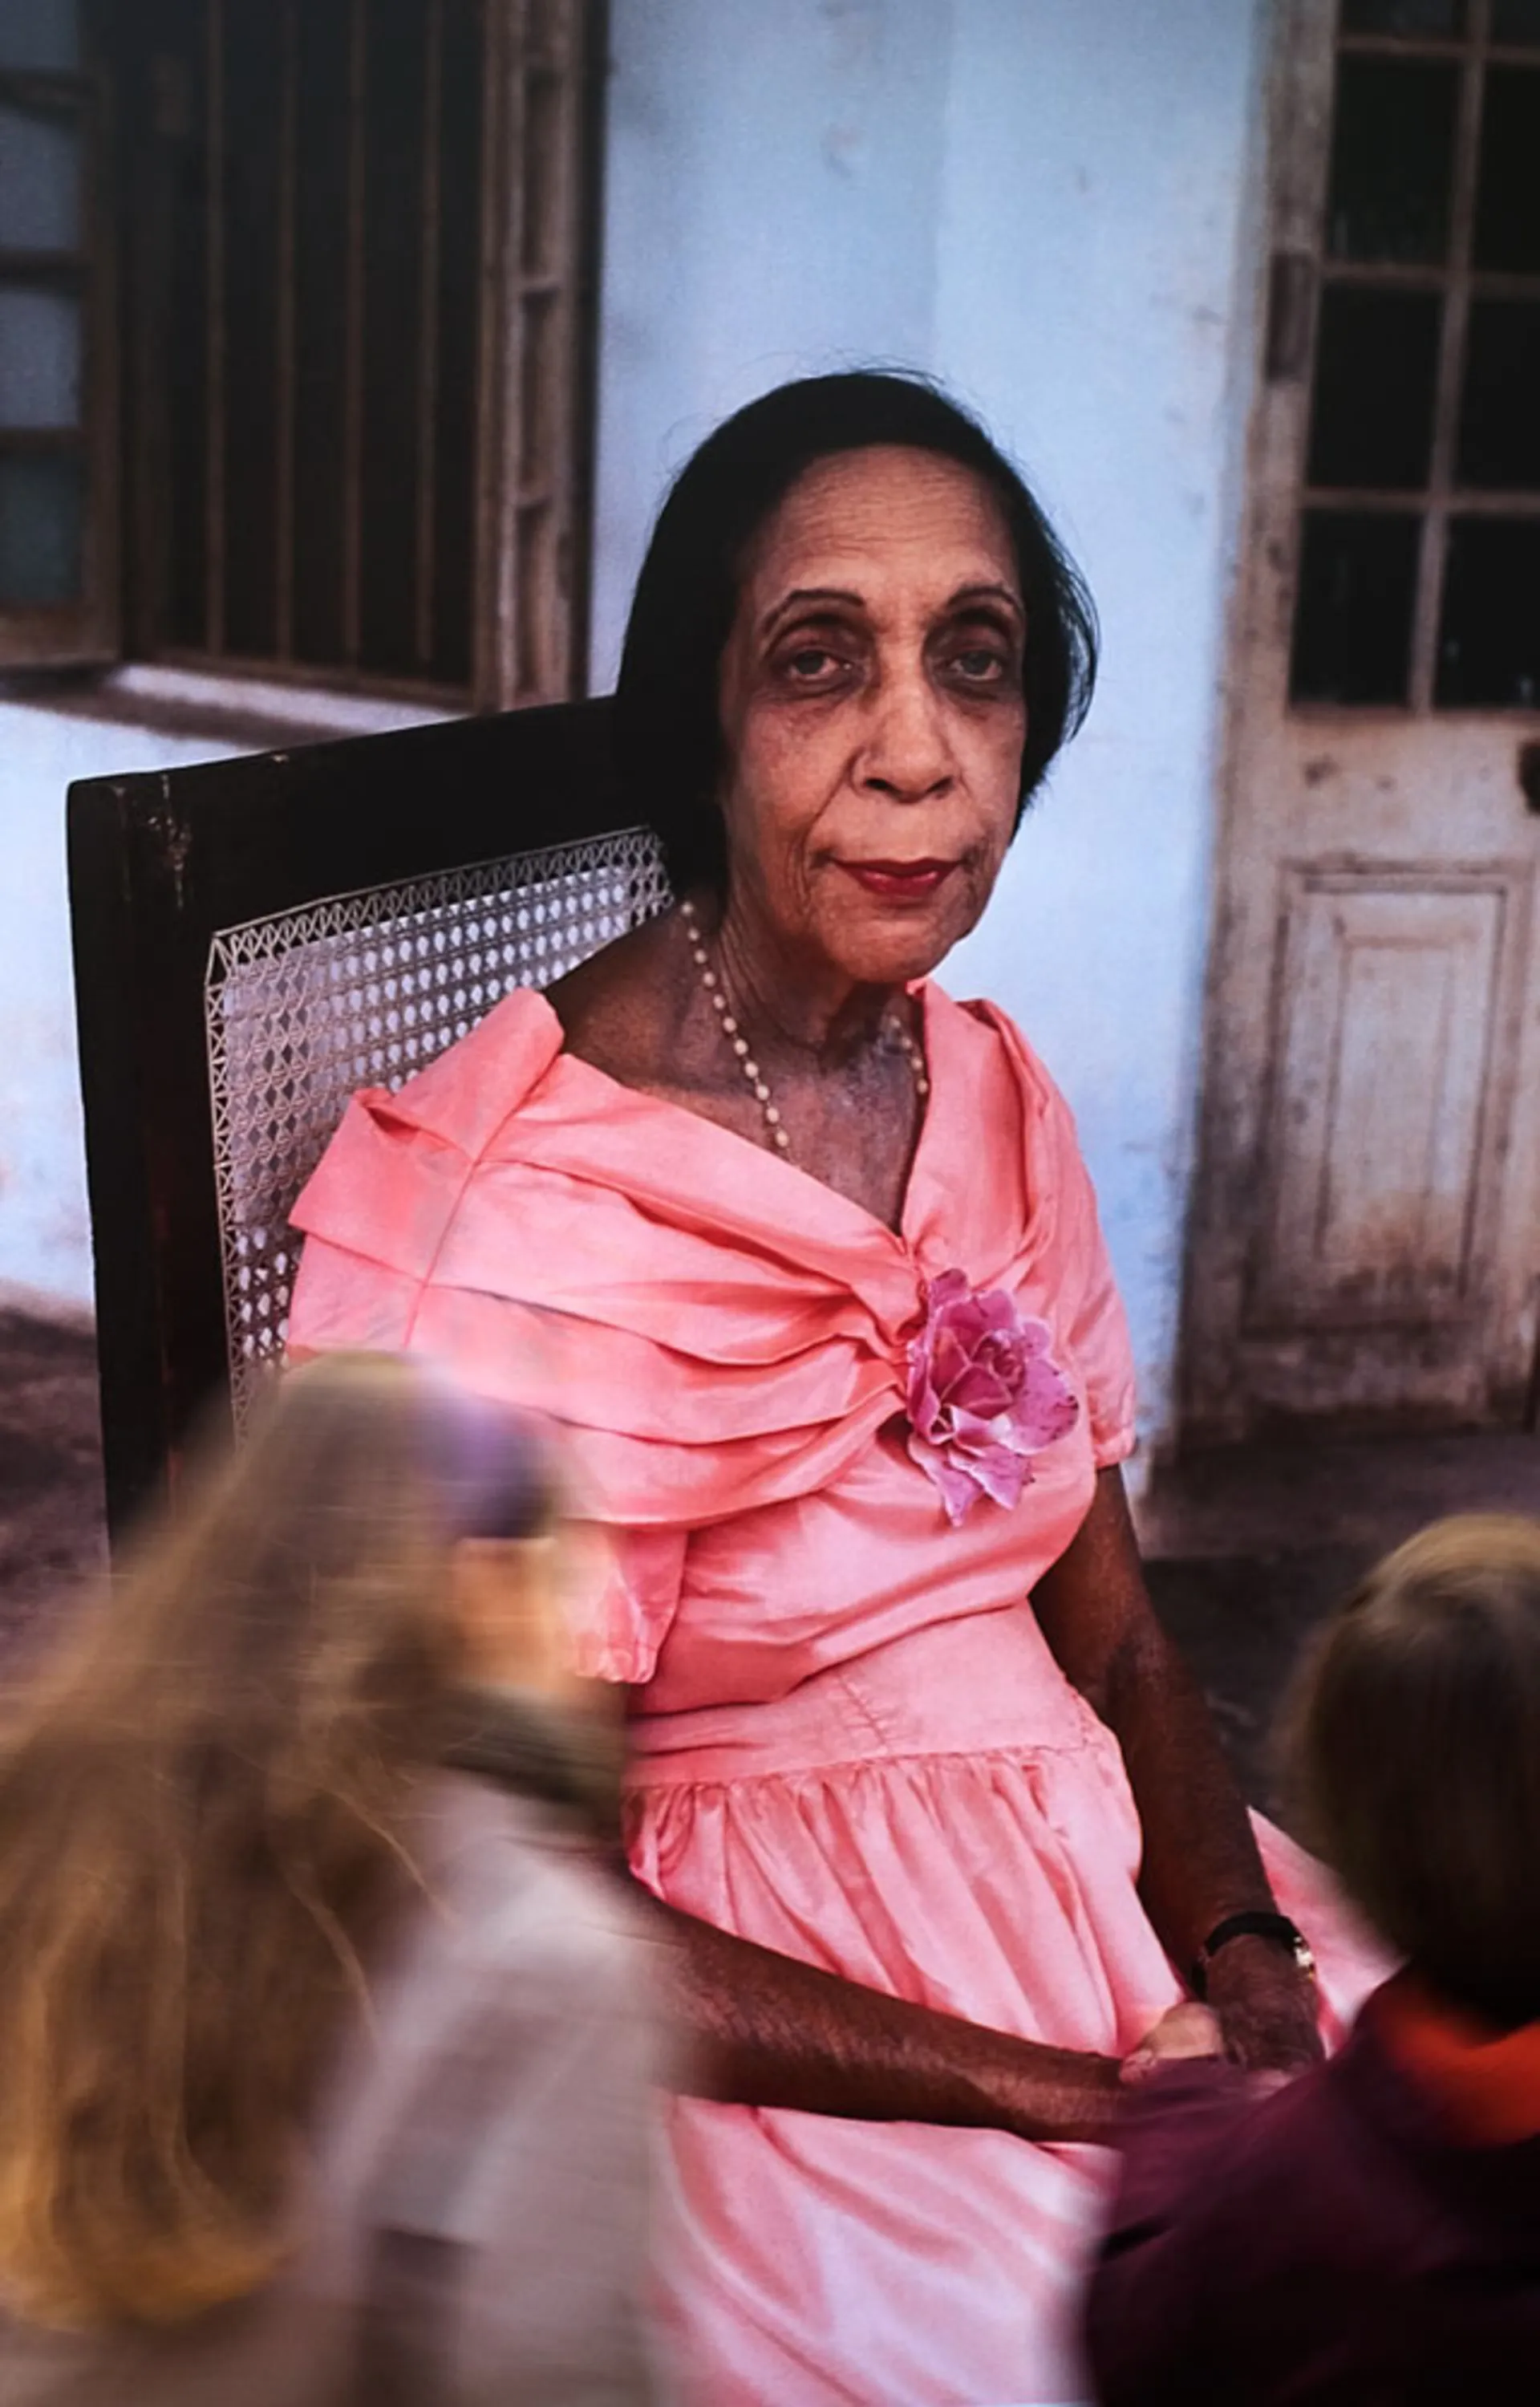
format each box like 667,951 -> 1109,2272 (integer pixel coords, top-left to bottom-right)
1178,0 -> 1337,1447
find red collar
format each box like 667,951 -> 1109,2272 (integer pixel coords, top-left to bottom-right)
1371,1971 -> 1540,2147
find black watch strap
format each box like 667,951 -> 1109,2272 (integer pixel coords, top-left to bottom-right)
1189,1910 -> 1316,1999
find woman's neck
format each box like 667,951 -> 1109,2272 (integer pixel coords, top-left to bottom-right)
699,888 -> 907,1067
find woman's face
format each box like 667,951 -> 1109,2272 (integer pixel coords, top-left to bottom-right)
715,445 -> 1027,987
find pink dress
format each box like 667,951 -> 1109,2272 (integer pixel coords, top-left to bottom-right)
289,980 -> 1383,2407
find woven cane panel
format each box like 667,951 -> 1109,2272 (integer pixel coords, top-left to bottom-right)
205,827 -> 671,1428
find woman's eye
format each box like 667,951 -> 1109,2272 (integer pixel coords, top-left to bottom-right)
950,646 -> 1008,683
777,644 -> 851,685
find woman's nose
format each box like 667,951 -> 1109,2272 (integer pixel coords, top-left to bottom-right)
857,667 -> 954,802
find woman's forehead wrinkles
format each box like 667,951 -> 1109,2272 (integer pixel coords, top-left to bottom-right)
756,577 -> 1024,640
758,585 -> 865,636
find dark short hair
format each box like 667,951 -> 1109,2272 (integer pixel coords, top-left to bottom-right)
615,371 -> 1099,894
1288,1514 -> 1540,2027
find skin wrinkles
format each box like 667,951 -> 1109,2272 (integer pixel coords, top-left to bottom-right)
711,448 -> 1029,1045
756,577 -> 1023,647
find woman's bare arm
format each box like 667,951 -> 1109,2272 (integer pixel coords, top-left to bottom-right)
641,1892 -> 1125,2143
608,1464 -> 1314,2133
1031,1467 -> 1322,2073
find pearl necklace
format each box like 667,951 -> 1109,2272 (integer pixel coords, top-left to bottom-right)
679,896 -> 930,1161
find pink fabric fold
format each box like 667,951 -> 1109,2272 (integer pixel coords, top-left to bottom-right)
289,984 -> 1137,1540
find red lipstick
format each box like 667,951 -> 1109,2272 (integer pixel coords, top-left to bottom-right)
839,859 -> 957,903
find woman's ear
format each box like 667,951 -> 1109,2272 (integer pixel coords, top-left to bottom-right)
448,1531 -> 568,1696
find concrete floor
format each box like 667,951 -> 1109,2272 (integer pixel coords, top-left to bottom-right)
1,1305 -> 1536,1823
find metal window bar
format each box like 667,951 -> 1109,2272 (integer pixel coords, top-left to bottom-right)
274,0 -> 298,662
415,0 -> 445,672
204,0 -> 225,655
340,0 -> 367,670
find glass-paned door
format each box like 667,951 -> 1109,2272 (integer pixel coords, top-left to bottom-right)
1183,0 -> 1540,1439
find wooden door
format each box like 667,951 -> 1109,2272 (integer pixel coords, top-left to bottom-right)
1184,0 -> 1540,1439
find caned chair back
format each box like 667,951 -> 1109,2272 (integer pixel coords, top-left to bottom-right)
68,696 -> 667,1536
208,827 -> 669,1435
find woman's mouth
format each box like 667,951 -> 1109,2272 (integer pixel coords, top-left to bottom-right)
838,859 -> 958,903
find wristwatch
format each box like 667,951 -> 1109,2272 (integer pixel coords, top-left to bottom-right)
1189,1910 -> 1316,1999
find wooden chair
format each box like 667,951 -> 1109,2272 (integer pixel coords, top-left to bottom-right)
67,696 -> 670,1541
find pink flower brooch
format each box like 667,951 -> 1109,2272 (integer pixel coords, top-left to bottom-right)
905,1269 -> 1079,1524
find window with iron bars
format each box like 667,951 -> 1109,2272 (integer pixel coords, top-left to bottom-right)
0,0 -> 603,710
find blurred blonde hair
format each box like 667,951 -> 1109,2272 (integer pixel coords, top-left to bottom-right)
1290,1512 -> 1540,2028
0,1350 -> 547,2330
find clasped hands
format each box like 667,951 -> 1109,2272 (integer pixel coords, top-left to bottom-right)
1121,1932 -> 1323,2090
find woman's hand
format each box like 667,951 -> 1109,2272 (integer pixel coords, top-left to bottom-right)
1202,1934 -> 1323,2076
1119,2002 -> 1223,2086
1118,1988 -> 1309,2102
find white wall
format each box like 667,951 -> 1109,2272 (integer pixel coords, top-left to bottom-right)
590,0 -> 954,679
593,0 -> 1272,1464
0,704 -> 241,1313
0,672 -> 455,1317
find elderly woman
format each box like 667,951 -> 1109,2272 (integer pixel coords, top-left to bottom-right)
289,373 -> 1381,2405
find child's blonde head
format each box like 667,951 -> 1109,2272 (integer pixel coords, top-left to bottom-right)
1292,1513 -> 1540,2027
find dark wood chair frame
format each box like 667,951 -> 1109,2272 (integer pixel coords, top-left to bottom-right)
67,695 -> 626,1541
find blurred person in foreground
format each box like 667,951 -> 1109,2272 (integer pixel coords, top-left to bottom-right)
0,1350 -> 669,2405
1086,1513 -> 1540,2406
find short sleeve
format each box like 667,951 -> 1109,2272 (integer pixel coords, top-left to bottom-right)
1043,1089 -> 1138,1470
567,1524 -> 688,1689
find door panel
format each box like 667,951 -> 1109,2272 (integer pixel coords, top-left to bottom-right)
1254,866 -> 1522,1325
1185,0 -> 1540,1437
